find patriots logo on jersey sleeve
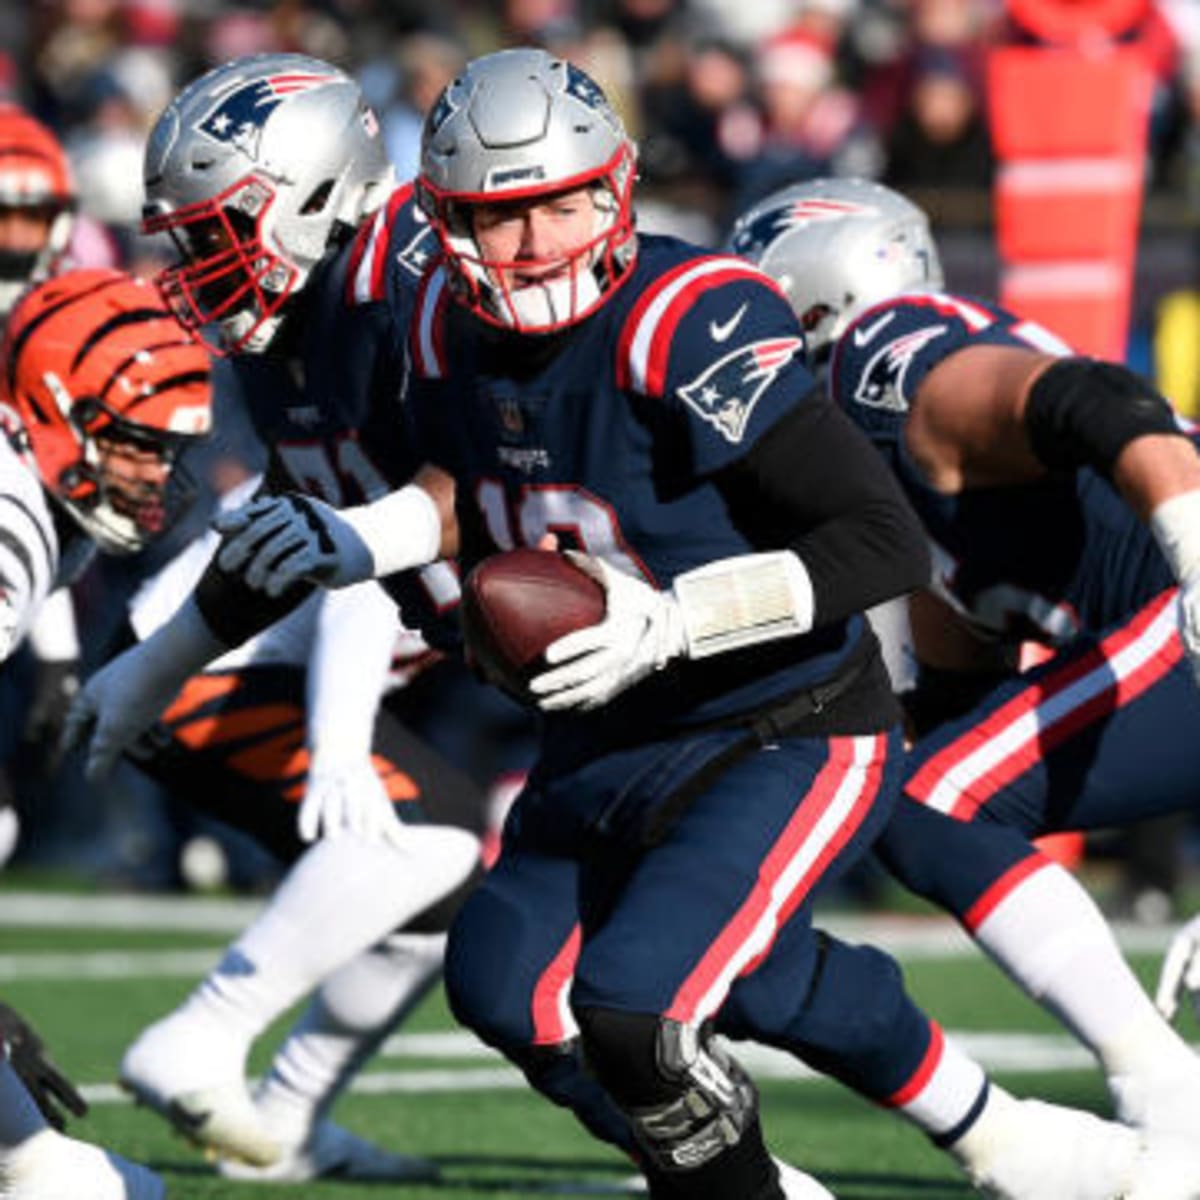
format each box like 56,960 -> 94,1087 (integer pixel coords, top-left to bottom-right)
853,326 -> 946,412
679,337 -> 802,443
395,224 -> 436,279
199,72 -> 336,158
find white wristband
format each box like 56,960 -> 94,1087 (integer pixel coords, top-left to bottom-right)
673,550 -> 814,659
1150,489 -> 1200,584
339,484 -> 442,578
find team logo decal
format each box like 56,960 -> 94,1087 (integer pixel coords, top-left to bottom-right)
198,72 -> 337,158
730,199 -> 878,258
852,326 -> 947,412
679,337 -> 802,444
427,88 -> 457,137
396,225 -> 436,279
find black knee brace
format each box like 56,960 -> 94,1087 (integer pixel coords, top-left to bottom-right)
576,1007 -> 759,1174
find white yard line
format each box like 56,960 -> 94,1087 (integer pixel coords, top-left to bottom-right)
0,890 -> 1178,957
77,1029 -> 1187,1107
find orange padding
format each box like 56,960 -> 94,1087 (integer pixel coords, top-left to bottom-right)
987,46 -> 1153,159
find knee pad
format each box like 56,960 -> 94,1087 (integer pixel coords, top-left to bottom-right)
576,1007 -> 758,1174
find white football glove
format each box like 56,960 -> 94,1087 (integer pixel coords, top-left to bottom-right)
61,597 -> 225,781
529,553 -> 686,712
298,758 -> 410,847
1150,489 -> 1200,689
214,493 -> 374,597
1155,912 -> 1200,1024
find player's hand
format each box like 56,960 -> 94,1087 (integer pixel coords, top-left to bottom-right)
61,643 -> 188,781
299,758 -> 410,847
529,553 -> 686,712
0,1003 -> 87,1130
214,494 -> 373,597
23,658 -> 81,767
1155,912 -> 1200,1024
62,597 -> 224,780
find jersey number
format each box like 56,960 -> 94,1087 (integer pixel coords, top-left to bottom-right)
476,480 -> 646,579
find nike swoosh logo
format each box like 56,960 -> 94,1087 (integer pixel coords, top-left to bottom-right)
852,311 -> 896,346
710,303 -> 748,343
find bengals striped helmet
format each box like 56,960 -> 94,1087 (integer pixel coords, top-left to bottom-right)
0,104 -> 76,320
2,268 -> 213,554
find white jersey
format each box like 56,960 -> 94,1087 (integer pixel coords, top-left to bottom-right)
0,432 -> 59,663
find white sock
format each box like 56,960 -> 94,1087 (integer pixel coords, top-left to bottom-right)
971,860 -> 1188,1074
887,1024 -> 988,1140
254,932 -> 446,1144
184,827 -> 472,1036
0,1059 -> 48,1151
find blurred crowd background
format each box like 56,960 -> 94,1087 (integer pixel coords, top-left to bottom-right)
2,0 -> 1200,919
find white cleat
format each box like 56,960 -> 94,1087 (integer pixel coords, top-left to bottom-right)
1109,1063 -> 1200,1198
215,1118 -> 439,1183
119,1074 -> 280,1167
1125,1134 -> 1200,1200
774,1156 -> 835,1198
0,1128 -> 164,1200
948,1086 -> 1139,1200
120,1014 -> 280,1166
1109,1060 -> 1200,1141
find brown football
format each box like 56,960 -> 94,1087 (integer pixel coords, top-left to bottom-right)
461,548 -> 606,701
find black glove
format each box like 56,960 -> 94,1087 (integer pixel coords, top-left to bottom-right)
23,658 -> 81,771
0,1003 -> 88,1129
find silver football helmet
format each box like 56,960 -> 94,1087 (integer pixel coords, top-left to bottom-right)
728,178 -> 943,361
142,53 -> 394,353
417,48 -> 637,334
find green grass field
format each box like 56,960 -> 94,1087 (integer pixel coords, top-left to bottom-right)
0,884 -> 1188,1199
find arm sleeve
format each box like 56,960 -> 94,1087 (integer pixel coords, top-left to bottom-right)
306,582 -> 397,765
716,390 -> 931,625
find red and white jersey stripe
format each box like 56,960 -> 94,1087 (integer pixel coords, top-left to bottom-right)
615,256 -> 783,398
666,734 -> 886,1024
907,589 -> 1182,820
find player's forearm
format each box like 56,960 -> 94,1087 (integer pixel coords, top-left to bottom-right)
337,477 -> 448,575
727,399 -> 931,625
194,551 -> 316,648
1112,435 -> 1200,521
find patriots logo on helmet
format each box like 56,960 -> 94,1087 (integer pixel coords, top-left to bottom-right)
680,337 -> 802,444
198,72 -> 337,158
852,326 -> 946,412
732,199 -> 879,258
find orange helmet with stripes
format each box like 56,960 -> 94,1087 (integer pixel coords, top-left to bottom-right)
0,104 -> 76,319
1,268 -> 213,554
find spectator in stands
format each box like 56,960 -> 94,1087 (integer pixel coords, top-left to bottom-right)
883,45 -> 993,189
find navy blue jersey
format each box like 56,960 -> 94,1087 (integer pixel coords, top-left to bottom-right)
831,291 -> 1178,645
224,183 -> 459,638
403,234 -> 871,747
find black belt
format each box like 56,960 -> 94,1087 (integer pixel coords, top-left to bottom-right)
641,634 -> 877,846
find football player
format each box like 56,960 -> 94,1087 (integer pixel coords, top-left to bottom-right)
163,49 -> 1175,1199
0,104 -> 75,327
0,265 -> 215,1199
0,102 -> 79,866
77,54 -> 485,1183
731,177 -> 1200,1180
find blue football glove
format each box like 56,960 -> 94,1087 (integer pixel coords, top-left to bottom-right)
214,494 -> 374,597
